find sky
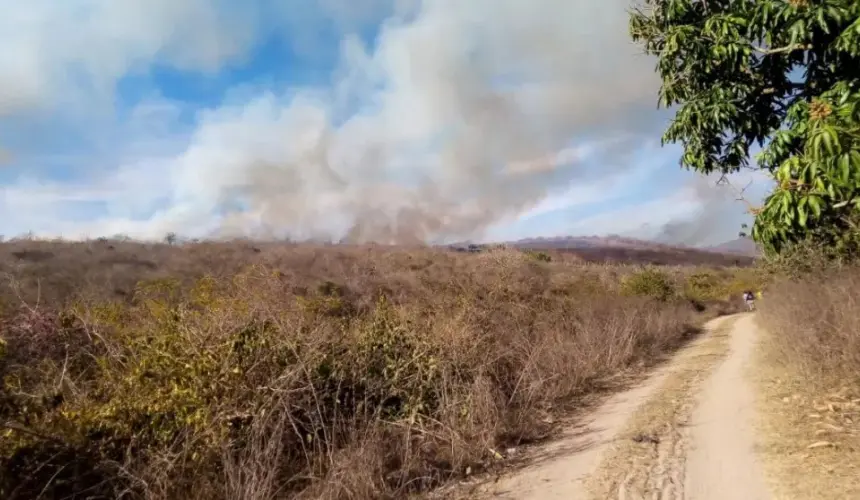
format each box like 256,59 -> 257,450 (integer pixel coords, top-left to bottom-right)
0,0 -> 774,246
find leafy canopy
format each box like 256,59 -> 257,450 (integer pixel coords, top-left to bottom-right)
630,0 -> 860,255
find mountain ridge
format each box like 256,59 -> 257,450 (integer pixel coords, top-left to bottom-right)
452,235 -> 760,257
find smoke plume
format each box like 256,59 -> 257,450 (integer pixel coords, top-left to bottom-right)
1,0 -> 672,242
653,174 -> 769,247
164,0 -> 662,243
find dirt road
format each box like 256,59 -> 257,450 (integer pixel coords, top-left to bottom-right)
683,314 -> 770,499
472,314 -> 772,500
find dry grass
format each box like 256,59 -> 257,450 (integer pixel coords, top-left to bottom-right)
584,315 -> 738,499
0,238 -> 750,499
754,268 -> 860,499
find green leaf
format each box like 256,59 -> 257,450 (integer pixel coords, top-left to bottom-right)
839,153 -> 850,172
798,206 -> 808,227
850,150 -> 860,169
808,195 -> 823,217
816,9 -> 829,34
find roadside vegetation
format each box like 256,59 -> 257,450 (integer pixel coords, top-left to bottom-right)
631,0 -> 860,496
754,248 -> 860,499
0,238 -> 753,499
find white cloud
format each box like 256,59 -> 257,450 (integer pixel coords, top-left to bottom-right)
0,0 -> 257,116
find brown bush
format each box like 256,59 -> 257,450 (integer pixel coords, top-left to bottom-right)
0,240 -> 737,499
758,267 -> 860,387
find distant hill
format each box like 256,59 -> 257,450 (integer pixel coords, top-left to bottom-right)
704,237 -> 760,257
450,235 -> 757,266
508,235 -> 683,252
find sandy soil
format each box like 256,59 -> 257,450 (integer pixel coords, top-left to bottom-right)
466,313 -> 773,500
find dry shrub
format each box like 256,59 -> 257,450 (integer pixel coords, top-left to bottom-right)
0,241 -> 726,499
620,267 -> 676,301
754,258 -> 860,499
758,267 -> 860,387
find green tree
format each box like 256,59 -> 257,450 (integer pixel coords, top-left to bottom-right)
630,0 -> 860,255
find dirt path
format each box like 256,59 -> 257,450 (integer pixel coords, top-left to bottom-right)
468,313 -> 772,500
470,357 -> 677,499
683,314 -> 770,499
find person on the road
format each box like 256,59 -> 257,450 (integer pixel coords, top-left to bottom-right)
742,290 -> 755,311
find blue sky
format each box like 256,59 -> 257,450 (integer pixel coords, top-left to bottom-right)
0,0 -> 773,245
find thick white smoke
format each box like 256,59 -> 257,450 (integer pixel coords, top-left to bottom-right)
2,0 -> 767,244
153,0 -> 662,243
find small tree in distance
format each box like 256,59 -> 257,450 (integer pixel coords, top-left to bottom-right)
630,0 -> 860,256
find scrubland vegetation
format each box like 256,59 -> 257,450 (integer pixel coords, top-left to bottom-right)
758,244 -> 860,390
0,238 -> 757,499
754,245 -> 860,498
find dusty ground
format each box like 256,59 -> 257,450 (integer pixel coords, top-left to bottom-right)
751,320 -> 860,500
456,313 -> 775,500
683,314 -> 770,500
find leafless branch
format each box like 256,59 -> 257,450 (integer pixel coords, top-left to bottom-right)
716,173 -> 761,214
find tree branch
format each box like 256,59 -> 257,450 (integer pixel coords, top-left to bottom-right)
716,174 -> 762,214
753,43 -> 811,55
1,421 -> 61,442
